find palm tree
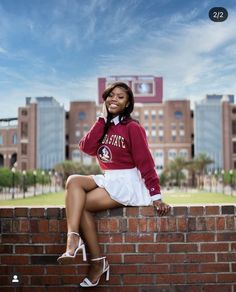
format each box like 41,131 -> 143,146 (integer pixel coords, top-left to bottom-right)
166,156 -> 188,188
192,153 -> 214,189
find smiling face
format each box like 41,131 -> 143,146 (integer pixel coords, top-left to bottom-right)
105,86 -> 130,117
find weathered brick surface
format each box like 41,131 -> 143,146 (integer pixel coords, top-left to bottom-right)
0,205 -> 235,291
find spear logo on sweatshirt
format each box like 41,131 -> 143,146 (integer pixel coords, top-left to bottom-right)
97,145 -> 112,163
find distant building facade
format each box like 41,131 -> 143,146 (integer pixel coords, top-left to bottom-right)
0,118 -> 18,168
17,97 -> 65,170
194,94 -> 235,171
98,75 -> 163,104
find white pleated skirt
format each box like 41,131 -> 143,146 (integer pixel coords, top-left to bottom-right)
91,167 -> 153,206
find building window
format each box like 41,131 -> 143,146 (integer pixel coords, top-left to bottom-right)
179,149 -> 188,158
232,108 -> 236,114
21,122 -> 28,138
78,112 -> 86,121
21,109 -> 28,116
0,134 -> 3,145
232,120 -> 236,135
72,150 -> 81,161
174,111 -> 183,119
144,110 -> 149,120
233,142 -> 236,154
158,110 -> 163,119
151,110 -> 156,120
21,143 -> 27,155
75,130 -> 81,138
168,149 -> 177,159
12,133 -> 17,144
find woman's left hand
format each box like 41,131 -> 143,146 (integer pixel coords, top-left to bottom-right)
153,200 -> 171,216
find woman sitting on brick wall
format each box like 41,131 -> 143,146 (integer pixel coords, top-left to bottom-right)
57,82 -> 170,287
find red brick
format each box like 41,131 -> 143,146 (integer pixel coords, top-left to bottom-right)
187,233 -> 215,242
216,216 -> 226,230
217,252 -> 236,262
186,253 -> 215,263
187,274 -> 216,283
147,218 -> 157,232
59,219 -> 67,232
217,274 -> 236,283
15,266 -> 44,275
138,243 -> 167,253
217,232 -> 236,241
2,234 -> 30,244
30,208 -> 46,217
46,265 -> 81,274
200,242 -> 229,252
123,275 -> 153,285
140,206 -> 156,216
155,254 -> 186,263
128,218 -> 138,232
49,219 -> 59,232
12,219 -> 30,232
0,208 -> 14,217
14,208 -> 29,217
203,285 -> 232,292
200,263 -> 229,273
124,254 -> 154,264
31,233 -> 61,243
205,206 -> 220,215
46,207 -> 61,218
206,217 -> 216,230
225,216 -> 235,230
171,263 -> 199,273
173,206 -> 188,216
169,243 -> 198,253
156,233 -> 184,243
189,206 -> 204,216
125,207 -> 139,217
1,255 -> 29,265
98,234 -> 122,243
125,234 -> 153,243
156,274 -> 186,284
38,219 -> 49,232
107,244 -> 135,253
15,245 -> 44,254
111,264 -> 137,274
177,217 -> 188,231
139,264 -> 169,274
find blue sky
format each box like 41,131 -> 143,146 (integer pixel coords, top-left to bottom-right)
0,0 -> 235,118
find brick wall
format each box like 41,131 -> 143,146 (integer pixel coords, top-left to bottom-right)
0,205 -> 235,292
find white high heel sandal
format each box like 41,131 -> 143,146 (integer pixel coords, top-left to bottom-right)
57,232 -> 87,264
80,256 -> 110,287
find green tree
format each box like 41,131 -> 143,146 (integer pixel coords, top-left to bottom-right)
165,156 -> 188,188
192,153 -> 214,189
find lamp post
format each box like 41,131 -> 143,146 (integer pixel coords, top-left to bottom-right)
22,170 -> 26,199
33,170 -> 37,196
48,171 -> 52,193
208,171 -> 212,192
41,171 -> 45,194
221,170 -> 225,194
214,170 -> 218,193
11,167 -> 16,199
54,172 -> 58,192
229,169 -> 233,196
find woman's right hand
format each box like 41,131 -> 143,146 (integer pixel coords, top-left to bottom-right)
102,102 -> 108,120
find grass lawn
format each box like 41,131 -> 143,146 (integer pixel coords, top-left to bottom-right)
0,189 -> 235,206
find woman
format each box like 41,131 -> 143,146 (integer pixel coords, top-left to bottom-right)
57,82 -> 170,287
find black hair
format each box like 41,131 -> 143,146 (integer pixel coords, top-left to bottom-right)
99,82 -> 135,143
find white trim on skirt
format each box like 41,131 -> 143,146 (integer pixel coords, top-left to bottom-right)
91,167 -> 153,206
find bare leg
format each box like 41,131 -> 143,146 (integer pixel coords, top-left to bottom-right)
62,175 -> 97,256
79,187 -> 122,283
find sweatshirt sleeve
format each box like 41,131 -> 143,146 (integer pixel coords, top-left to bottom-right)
128,122 -> 161,199
79,117 -> 105,156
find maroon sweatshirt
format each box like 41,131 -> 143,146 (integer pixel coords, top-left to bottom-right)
79,117 -> 161,200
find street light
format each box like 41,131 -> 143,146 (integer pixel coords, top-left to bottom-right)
221,170 -> 225,194
33,170 -> 37,196
214,170 -> 218,193
41,171 -> 45,194
54,172 -> 58,192
22,170 -> 26,199
48,171 -> 52,193
208,171 -> 212,192
11,167 -> 16,199
229,169 -> 233,196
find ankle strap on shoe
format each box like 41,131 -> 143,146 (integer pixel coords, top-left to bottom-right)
67,232 -> 80,237
91,256 -> 106,262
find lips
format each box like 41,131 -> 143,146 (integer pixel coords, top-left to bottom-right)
109,104 -> 119,109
